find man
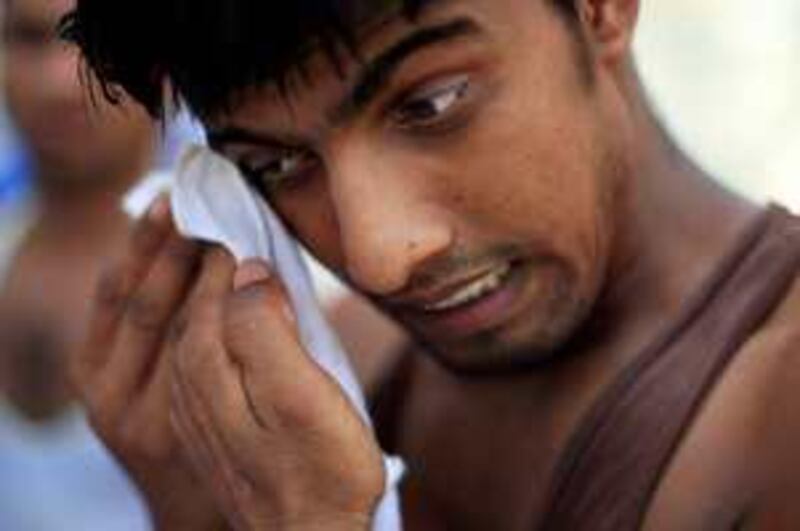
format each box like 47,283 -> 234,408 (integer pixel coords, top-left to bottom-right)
62,0 -> 800,529
0,0 -> 206,528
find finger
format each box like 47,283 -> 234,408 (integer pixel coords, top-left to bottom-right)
171,367 -> 251,529
173,334 -> 260,448
225,259 -> 299,374
172,246 -> 240,408
80,196 -> 174,377
101,231 -> 201,411
119,351 -> 177,461
173,246 -> 260,439
184,246 -> 237,326
223,260 -> 348,431
174,245 -> 240,389
170,374 -> 215,480
166,246 -> 235,364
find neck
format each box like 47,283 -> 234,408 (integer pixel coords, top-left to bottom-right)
546,67 -> 761,403
602,67 -> 757,329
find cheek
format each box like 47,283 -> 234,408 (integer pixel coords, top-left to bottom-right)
428,77 -> 612,291
272,177 -> 346,273
444,101 -> 604,241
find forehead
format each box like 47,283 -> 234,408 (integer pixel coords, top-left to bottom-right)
6,0 -> 74,25
207,0 -> 502,128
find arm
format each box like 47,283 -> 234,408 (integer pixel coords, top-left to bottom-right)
738,331 -> 800,530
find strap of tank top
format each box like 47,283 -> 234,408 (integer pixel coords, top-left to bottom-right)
537,206 -> 800,531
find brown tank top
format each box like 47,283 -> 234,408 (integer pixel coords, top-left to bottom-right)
371,205 -> 800,530
536,205 -> 800,530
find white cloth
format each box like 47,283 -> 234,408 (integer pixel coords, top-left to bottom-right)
125,145 -> 405,531
0,401 -> 151,531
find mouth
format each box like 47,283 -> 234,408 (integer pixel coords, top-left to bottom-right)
421,262 -> 513,312
397,260 -> 525,339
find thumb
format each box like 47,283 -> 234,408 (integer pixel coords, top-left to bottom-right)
224,259 -> 304,374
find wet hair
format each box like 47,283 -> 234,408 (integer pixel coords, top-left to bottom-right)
61,0 -> 575,120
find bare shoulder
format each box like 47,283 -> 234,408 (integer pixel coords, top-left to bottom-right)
735,272 -> 800,529
645,273 -> 800,530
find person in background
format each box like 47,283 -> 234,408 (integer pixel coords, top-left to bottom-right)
0,0 -> 194,528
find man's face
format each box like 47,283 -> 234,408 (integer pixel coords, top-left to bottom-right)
209,0 -> 630,372
2,0 -> 152,181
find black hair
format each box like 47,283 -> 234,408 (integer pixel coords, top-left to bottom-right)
61,0 -> 575,120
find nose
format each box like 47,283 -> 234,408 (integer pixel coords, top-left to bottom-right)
327,139 -> 454,296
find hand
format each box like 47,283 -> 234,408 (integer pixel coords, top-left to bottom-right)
169,250 -> 386,531
72,197 -> 227,530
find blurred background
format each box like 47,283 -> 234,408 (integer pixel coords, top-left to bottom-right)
0,1 -> 797,530
635,0 -> 800,207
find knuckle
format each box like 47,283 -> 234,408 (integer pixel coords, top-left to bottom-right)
94,265 -> 129,312
225,285 -> 275,329
167,311 -> 190,346
175,326 -> 217,374
223,303 -> 259,340
224,282 -> 296,349
205,245 -> 234,267
272,395 -> 318,430
164,236 -> 201,269
130,215 -> 168,255
126,293 -> 172,334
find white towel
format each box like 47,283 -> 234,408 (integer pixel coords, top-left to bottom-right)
124,146 -> 404,531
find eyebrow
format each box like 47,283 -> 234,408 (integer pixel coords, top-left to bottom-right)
206,127 -> 298,153
332,17 -> 480,123
207,16 -> 481,152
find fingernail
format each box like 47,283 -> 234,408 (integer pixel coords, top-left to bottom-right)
234,259 -> 271,290
148,194 -> 171,223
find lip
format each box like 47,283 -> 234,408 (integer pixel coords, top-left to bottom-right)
398,260 -> 526,339
390,262 -> 517,310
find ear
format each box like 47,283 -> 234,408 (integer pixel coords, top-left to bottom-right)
575,0 -> 640,63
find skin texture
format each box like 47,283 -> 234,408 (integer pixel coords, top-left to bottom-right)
70,0 -> 800,529
209,0 -> 617,373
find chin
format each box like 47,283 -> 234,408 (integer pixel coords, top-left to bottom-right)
410,298 -> 592,378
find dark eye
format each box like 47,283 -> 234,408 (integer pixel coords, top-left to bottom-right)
391,74 -> 471,129
241,149 -> 318,193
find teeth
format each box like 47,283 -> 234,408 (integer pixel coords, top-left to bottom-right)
423,263 -> 511,312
